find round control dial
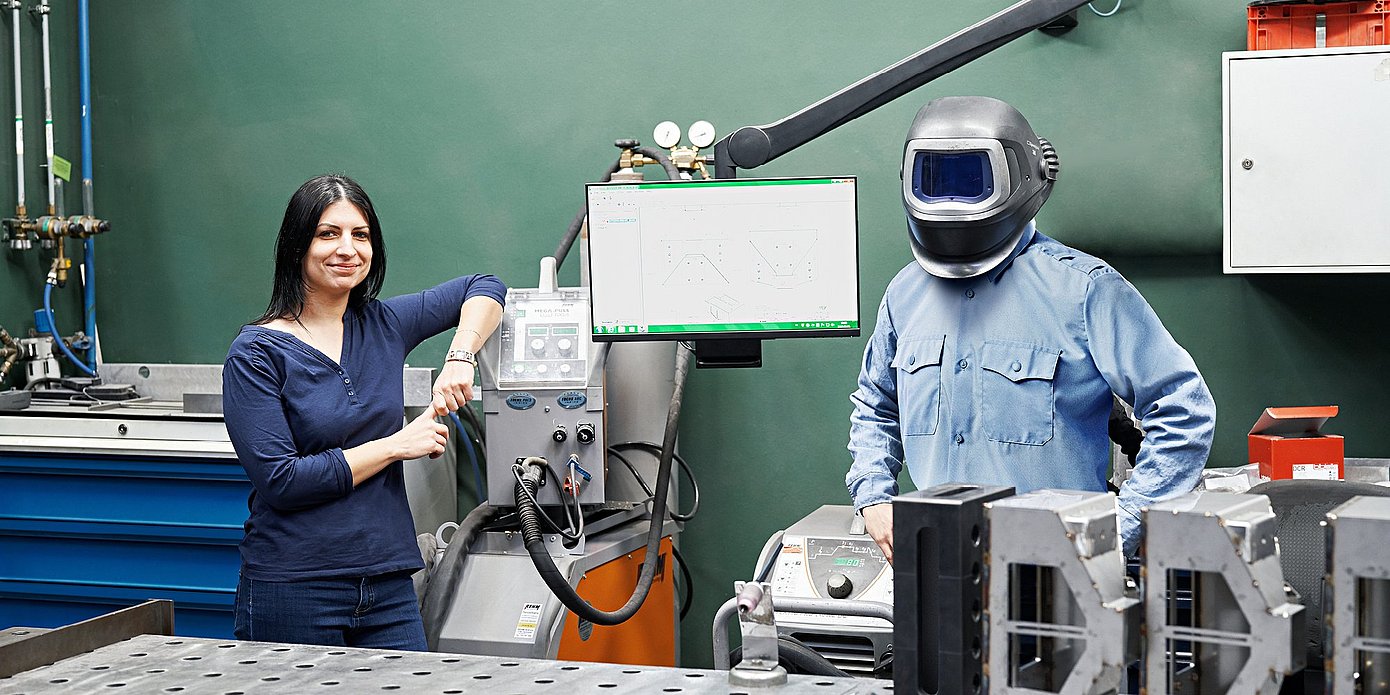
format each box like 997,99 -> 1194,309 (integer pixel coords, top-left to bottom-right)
827,573 -> 853,599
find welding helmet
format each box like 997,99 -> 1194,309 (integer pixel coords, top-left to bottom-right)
901,96 -> 1059,278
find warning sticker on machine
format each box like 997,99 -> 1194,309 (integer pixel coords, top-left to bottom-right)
515,603 -> 543,641
1292,464 -> 1340,480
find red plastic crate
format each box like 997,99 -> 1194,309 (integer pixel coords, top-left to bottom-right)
1248,1 -> 1389,49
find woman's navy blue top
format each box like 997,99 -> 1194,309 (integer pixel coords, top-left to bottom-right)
222,274 -> 505,581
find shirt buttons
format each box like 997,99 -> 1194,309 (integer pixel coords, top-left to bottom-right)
1011,361 -> 1022,373
955,433 -> 965,444
343,378 -> 351,384
908,355 -> 916,366
958,359 -> 969,370
965,289 -> 975,299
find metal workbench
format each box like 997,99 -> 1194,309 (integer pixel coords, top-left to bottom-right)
0,632 -> 886,694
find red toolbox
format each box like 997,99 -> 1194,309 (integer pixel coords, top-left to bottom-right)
1248,1 -> 1389,50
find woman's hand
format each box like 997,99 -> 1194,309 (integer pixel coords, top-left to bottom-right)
432,361 -> 475,415
392,409 -> 449,460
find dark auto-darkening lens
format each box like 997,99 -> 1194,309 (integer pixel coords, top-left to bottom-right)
914,151 -> 993,203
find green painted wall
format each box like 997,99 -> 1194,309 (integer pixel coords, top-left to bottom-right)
1,0 -> 1386,668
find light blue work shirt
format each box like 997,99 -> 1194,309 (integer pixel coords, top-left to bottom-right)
846,223 -> 1215,555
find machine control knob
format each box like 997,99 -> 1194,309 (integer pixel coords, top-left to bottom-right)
530,338 -> 547,356
552,425 -> 568,443
536,364 -> 549,374
576,422 -> 596,445
557,338 -> 574,356
827,573 -> 853,599
512,363 -> 526,374
559,363 -> 572,375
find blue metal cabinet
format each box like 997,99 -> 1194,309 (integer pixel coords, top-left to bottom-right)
0,407 -> 245,638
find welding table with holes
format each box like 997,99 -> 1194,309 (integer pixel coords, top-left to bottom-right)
0,634 -> 889,694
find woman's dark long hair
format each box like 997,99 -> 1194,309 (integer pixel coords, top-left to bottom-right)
251,174 -> 388,325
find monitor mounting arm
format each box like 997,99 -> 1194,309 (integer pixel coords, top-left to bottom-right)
696,0 -> 1090,368
712,0 -> 1091,179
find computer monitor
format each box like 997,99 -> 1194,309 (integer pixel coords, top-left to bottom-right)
585,177 -> 861,344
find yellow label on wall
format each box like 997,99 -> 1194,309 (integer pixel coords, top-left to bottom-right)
53,155 -> 72,182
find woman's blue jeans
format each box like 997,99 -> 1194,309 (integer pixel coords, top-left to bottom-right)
233,571 -> 427,650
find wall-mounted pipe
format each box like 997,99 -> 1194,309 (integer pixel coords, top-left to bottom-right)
78,0 -> 96,369
34,0 -> 53,216
7,0 -> 24,219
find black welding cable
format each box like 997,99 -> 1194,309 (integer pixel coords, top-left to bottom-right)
670,542 -> 694,621
553,147 -> 682,271
727,635 -> 851,678
607,448 -> 655,498
515,344 -> 691,625
553,158 -> 622,271
420,503 -> 501,650
609,441 -> 700,522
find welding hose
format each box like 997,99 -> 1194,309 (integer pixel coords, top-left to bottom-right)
42,282 -> 96,377
516,344 -> 691,626
727,636 -> 850,678
420,502 -> 501,650
552,146 -> 682,271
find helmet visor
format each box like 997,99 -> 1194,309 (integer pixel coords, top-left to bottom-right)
911,151 -> 994,204
902,138 -> 1010,218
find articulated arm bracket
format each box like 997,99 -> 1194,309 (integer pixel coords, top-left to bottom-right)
713,0 -> 1091,177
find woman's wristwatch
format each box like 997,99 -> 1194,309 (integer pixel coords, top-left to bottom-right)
445,349 -> 477,366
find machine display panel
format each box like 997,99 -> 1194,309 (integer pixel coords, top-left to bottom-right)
586,177 -> 860,342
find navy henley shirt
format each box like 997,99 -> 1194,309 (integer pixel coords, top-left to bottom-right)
223,274 -> 506,581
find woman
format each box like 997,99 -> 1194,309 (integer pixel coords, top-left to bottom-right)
222,174 -> 504,649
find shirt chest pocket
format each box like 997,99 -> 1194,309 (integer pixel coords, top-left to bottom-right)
980,341 -> 1060,445
891,336 -> 945,436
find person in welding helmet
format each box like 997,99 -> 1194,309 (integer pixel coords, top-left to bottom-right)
846,96 -> 1214,561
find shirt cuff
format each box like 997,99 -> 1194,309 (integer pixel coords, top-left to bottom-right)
849,473 -> 898,513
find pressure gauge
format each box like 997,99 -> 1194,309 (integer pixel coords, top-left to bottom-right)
688,120 -> 716,148
653,121 -> 681,149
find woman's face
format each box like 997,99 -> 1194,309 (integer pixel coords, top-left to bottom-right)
302,199 -> 373,298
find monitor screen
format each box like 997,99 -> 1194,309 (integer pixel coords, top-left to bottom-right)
586,177 -> 860,342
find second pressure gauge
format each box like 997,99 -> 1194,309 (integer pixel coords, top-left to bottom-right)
688,120 -> 716,148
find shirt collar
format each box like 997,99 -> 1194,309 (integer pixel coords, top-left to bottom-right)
984,221 -> 1037,284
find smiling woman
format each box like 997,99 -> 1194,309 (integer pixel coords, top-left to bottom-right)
221,174 -> 505,650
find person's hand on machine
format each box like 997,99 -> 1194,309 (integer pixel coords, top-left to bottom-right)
432,361 -> 475,415
393,408 -> 450,461
862,503 -> 894,564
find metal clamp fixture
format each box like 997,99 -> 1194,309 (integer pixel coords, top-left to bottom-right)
1143,492 -> 1305,695
1326,496 -> 1390,695
728,581 -> 789,687
893,483 -> 1015,695
985,490 -> 1139,694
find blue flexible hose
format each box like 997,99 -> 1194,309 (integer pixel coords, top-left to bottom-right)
449,410 -> 485,503
42,282 -> 96,377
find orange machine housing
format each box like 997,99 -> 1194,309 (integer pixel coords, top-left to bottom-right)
1247,1 -> 1389,50
1248,405 -> 1344,480
556,536 -> 676,666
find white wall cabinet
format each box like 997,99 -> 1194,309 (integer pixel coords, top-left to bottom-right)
1223,46 -> 1390,273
